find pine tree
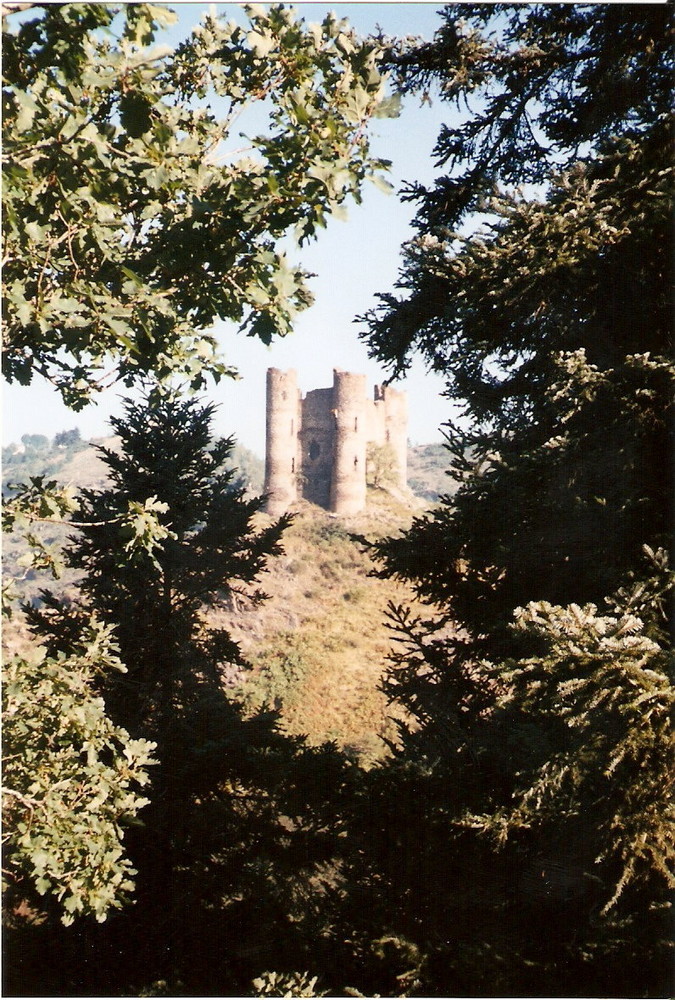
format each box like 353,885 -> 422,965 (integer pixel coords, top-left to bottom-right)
349,6 -> 674,995
64,393 -> 287,736
365,6 -> 672,638
15,392 -> 357,997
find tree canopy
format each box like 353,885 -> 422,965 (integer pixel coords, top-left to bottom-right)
2,621 -> 156,926
354,5 -> 674,995
383,3 -> 672,232
2,1 -> 394,406
3,4 -> 673,995
1,0 -> 393,948
365,3 -> 673,631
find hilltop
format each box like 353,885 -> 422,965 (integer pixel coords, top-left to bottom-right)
3,433 -> 445,760
407,440 -> 456,501
214,490 -> 435,760
2,433 -> 264,601
2,431 -> 263,494
3,431 -> 451,499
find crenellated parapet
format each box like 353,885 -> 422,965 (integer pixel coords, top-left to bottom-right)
264,367 -> 408,515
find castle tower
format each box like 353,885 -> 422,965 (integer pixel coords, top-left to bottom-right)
264,368 -> 300,516
382,384 -> 408,489
263,367 -> 408,517
329,369 -> 367,515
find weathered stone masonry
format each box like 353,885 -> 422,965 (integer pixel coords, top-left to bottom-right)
264,368 -> 407,516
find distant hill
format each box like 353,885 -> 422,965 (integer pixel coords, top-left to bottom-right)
3,432 -> 263,495
3,428 -> 90,490
2,432 -> 265,601
407,441 -> 456,502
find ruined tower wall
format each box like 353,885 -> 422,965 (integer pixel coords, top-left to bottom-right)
264,368 -> 301,516
382,384 -> 408,488
264,368 -> 408,516
299,388 -> 333,509
367,385 -> 408,488
329,370 -> 368,516
365,396 -> 386,447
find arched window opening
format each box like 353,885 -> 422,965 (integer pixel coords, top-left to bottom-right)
354,417 -> 358,432
291,457 -> 295,473
309,441 -> 320,461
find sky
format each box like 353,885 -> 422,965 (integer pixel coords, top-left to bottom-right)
2,2 -> 460,455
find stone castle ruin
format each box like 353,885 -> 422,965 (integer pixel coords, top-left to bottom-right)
264,368 -> 407,516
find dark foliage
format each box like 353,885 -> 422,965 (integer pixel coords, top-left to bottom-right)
8,394 -> 360,997
349,5 -> 674,996
384,4 -> 672,234
364,3 -> 672,639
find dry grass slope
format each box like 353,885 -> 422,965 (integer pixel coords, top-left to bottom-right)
4,432 -> 440,762
215,489 -> 431,761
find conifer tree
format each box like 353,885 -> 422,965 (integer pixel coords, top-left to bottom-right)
16,392 -> 355,996
73,393 -> 286,732
366,4 -> 672,636
26,392 -> 289,780
350,6 -> 674,995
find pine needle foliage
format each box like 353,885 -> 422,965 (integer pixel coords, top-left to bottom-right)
27,391 -> 290,739
484,579 -> 674,916
352,6 -> 674,995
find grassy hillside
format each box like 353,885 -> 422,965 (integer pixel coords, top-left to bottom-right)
213,490 -> 427,761
4,436 -> 441,760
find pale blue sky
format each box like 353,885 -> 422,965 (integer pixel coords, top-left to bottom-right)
3,3 -> 458,454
